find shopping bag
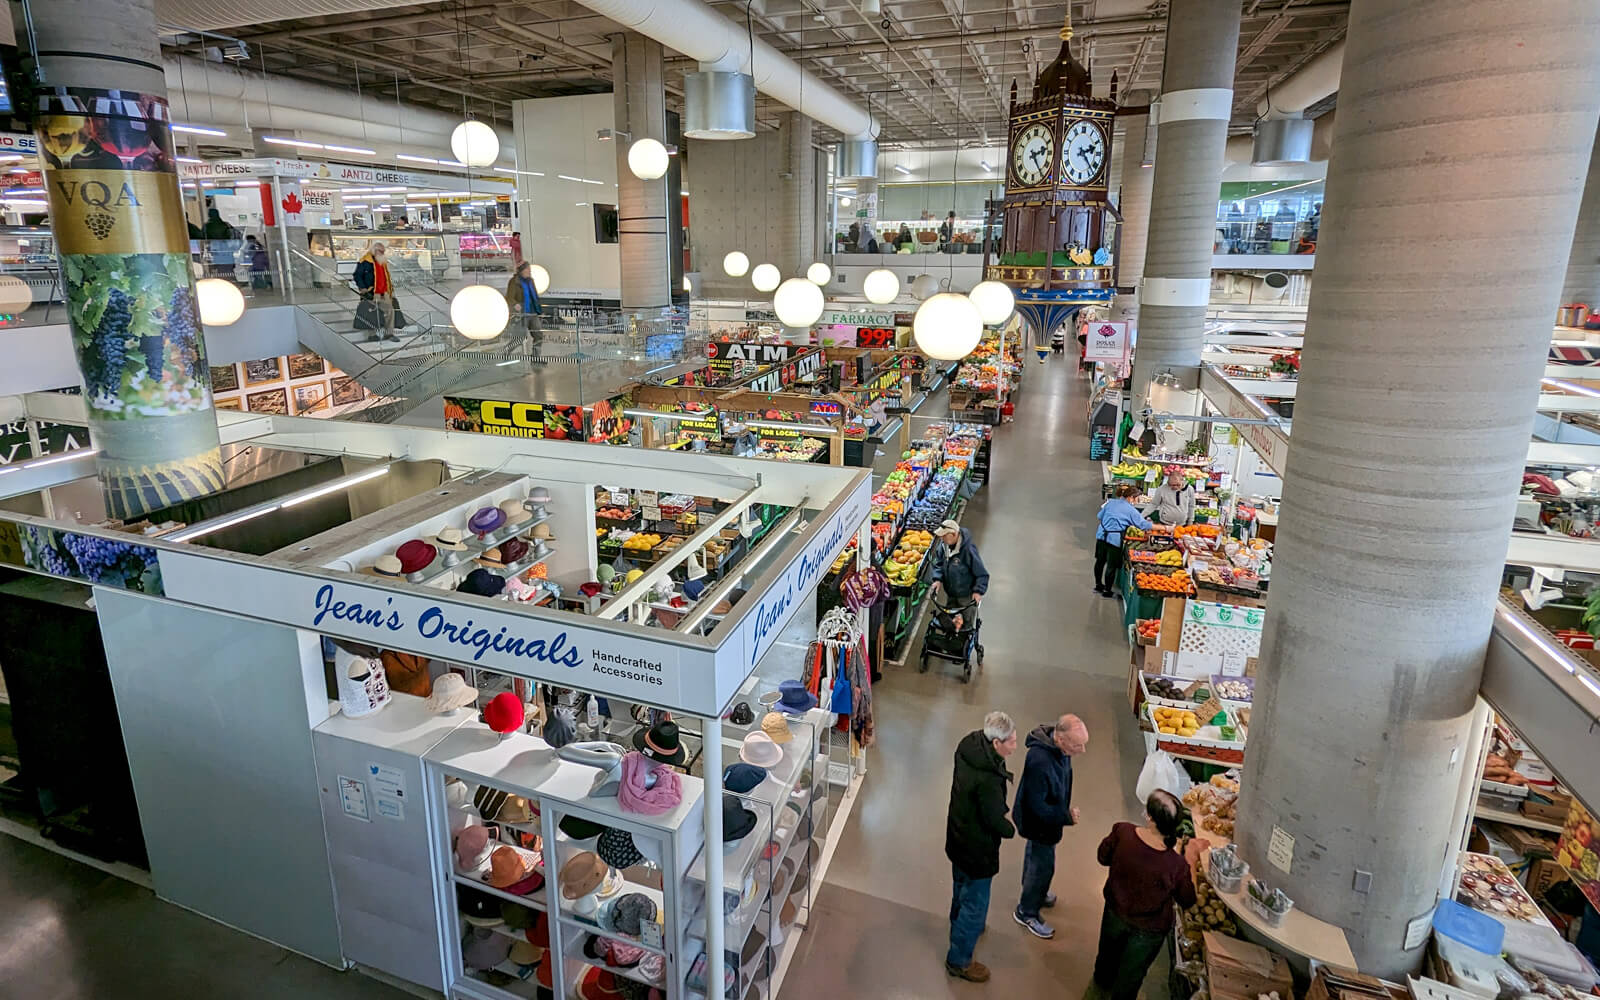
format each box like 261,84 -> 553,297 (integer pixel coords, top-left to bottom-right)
393,304 -> 408,329
353,296 -> 379,331
829,655 -> 853,715
1135,749 -> 1193,802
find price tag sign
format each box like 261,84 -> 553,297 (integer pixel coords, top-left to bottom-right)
1219,652 -> 1247,677
608,490 -> 631,506
640,919 -> 664,949
642,505 -> 661,522
637,490 -> 659,507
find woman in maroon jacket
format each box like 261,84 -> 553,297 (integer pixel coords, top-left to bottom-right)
1091,790 -> 1204,1000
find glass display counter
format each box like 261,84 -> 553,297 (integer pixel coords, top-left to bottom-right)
0,227 -> 61,304
308,229 -> 449,281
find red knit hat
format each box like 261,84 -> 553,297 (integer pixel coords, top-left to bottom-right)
484,692 -> 525,734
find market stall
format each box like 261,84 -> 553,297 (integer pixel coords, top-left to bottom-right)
0,414 -> 876,1000
948,327 -> 1024,425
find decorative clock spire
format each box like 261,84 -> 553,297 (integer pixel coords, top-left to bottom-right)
1061,3 -> 1073,41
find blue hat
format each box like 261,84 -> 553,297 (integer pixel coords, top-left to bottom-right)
683,577 -> 707,601
723,763 -> 767,794
776,679 -> 817,714
456,568 -> 505,597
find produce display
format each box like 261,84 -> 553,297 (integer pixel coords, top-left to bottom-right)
621,531 -> 662,552
1131,549 -> 1184,566
1135,619 -> 1161,644
1136,569 -> 1194,593
1152,706 -> 1200,737
1108,460 -> 1158,479
1143,673 -> 1188,702
1557,800 -> 1598,904
1180,871 -> 1240,939
1482,752 -> 1531,787
1456,852 -> 1545,923
1212,678 -> 1252,702
595,506 -> 634,520
1173,524 -> 1221,540
757,437 -> 827,462
1184,775 -> 1239,840
883,529 -> 933,588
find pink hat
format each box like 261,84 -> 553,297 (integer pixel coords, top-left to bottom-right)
456,825 -> 492,871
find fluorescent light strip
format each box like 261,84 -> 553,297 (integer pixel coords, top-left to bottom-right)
495,359 -> 520,367
979,160 -> 993,172
622,408 -> 713,422
343,203 -> 369,209
892,164 -> 912,175
0,155 -> 23,163
177,156 -> 202,165
396,154 -> 441,164
0,448 -> 99,475
263,136 -> 323,149
493,167 -> 546,177
558,174 -> 584,183
173,124 -> 227,137
1542,377 -> 1600,399
745,418 -> 839,435
325,144 -> 377,156
168,505 -> 281,541
280,464 -> 391,508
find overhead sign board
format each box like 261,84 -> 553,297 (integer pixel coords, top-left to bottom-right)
1083,321 -> 1130,362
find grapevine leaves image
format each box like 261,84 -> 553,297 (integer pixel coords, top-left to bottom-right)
18,524 -> 164,594
62,252 -> 211,418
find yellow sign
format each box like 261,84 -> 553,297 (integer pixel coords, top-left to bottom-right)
45,169 -> 191,255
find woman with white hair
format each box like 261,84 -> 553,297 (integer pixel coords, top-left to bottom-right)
942,710 -> 1018,983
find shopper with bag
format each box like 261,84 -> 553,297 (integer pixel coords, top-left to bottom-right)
1012,714 -> 1088,939
504,261 -> 545,365
943,710 -> 1017,983
1090,790 -> 1203,1000
1094,483 -> 1152,598
353,242 -> 398,342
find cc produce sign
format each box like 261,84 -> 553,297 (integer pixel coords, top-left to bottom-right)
444,398 -> 587,440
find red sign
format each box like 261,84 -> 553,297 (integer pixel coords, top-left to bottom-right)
856,326 -> 895,348
0,170 -> 42,191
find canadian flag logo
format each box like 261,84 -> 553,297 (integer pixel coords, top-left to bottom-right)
281,192 -> 303,216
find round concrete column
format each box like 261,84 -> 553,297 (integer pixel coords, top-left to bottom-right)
1129,0 -> 1239,402
1235,0 -> 1600,978
1114,92 -> 1156,323
35,0 -> 226,519
613,33 -> 675,312
1561,124 -> 1600,309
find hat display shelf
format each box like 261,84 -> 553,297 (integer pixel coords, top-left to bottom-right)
681,709 -> 827,1000
426,718 -> 705,1000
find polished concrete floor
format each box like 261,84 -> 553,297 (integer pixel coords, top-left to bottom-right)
0,356 -> 1156,998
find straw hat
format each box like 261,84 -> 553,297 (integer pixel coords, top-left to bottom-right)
760,712 -> 793,744
500,498 -> 532,526
435,526 -> 469,551
425,673 -> 478,714
364,554 -> 404,577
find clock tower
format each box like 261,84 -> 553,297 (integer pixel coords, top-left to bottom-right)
990,9 -> 1119,336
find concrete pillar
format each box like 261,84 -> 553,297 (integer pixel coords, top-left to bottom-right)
783,113 -> 819,277
612,33 -> 672,312
35,0 -> 225,520
1561,123 -> 1600,309
1235,0 -> 1600,978
1114,91 -> 1157,323
1129,0 -> 1239,403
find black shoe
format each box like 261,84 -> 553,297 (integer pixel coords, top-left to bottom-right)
1093,585 -> 1108,595
1101,589 -> 1119,599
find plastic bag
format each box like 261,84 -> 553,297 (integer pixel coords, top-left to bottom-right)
1136,750 -> 1193,802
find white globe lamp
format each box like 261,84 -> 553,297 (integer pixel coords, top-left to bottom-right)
450,120 -> 500,168
862,268 -> 900,305
723,251 -> 750,277
683,276 -> 692,292
751,263 -> 780,293
911,273 -> 941,300
194,278 -> 245,327
527,263 -> 551,294
627,138 -> 670,180
805,261 -> 831,286
913,292 -> 983,361
968,280 -> 1017,326
450,285 -> 509,340
773,278 -> 824,328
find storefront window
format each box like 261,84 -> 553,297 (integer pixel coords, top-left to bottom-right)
1214,179 -> 1324,256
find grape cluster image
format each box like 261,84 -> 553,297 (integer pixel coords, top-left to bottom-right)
18,523 -> 163,594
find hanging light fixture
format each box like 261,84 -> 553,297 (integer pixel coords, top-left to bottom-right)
450,120 -> 500,168
863,268 -> 900,305
194,278 -> 245,326
723,251 -> 750,277
683,275 -> 693,292
627,138 -> 670,180
968,280 -> 1017,326
913,293 -> 982,360
450,285 -> 509,340
806,262 -> 831,285
911,273 -> 941,300
526,264 -> 551,294
773,277 -> 825,327
751,263 -> 781,292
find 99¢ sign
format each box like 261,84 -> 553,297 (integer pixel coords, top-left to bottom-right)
855,326 -> 895,348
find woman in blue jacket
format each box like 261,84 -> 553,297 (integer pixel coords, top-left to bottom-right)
1095,483 -> 1151,597
504,261 -> 545,364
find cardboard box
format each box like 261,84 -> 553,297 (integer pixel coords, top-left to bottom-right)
1487,822 -> 1558,859
1526,858 -> 1570,898
1204,931 -> 1294,1000
1521,791 -> 1572,823
1307,965 -> 1409,1000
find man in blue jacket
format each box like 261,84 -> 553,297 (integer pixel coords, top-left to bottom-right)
930,519 -> 989,629
1012,714 -> 1088,939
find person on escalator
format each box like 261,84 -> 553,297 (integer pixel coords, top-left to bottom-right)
353,243 -> 398,342
930,519 -> 989,630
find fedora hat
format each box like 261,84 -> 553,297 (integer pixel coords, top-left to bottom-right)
632,719 -> 686,766
532,521 -> 555,541
435,526 -> 469,550
499,497 -> 532,526
560,851 -> 609,899
722,794 -> 758,844
396,539 -> 437,575
529,486 -> 552,503
364,554 -> 404,577
456,567 -> 505,597
468,506 -> 506,536
723,763 -> 767,794
426,672 -> 478,714
739,731 -> 783,768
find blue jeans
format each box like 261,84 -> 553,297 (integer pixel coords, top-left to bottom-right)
946,864 -> 992,968
1018,839 -> 1056,918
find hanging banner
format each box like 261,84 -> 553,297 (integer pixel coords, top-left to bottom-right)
1083,320 -> 1130,362
675,408 -> 721,442
0,131 -> 39,154
587,392 -> 634,445
443,396 -> 545,438
747,350 -> 825,393
278,180 -> 305,226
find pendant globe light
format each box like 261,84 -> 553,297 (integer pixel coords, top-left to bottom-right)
451,284 -> 509,340
194,278 -> 245,326
863,268 -> 900,305
913,292 -> 982,360
723,251 -> 750,277
627,138 -> 670,180
806,261 -> 831,286
527,263 -> 551,294
450,120 -> 500,168
968,280 -> 1016,326
751,263 -> 781,293
773,277 -> 824,328
911,272 -> 941,300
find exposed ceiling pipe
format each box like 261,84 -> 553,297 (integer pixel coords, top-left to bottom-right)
1257,39 -> 1344,118
156,0 -> 408,30
491,11 -> 612,71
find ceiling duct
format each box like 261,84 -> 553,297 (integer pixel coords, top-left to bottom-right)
836,139 -> 878,180
155,0 -> 401,29
684,70 -> 755,139
1252,116 -> 1314,164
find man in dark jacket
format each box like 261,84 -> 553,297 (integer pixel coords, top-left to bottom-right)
1012,714 -> 1089,939
930,519 -> 989,628
943,710 -> 1016,983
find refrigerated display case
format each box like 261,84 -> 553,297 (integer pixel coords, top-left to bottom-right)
0,227 -> 60,304
308,230 -> 449,281
457,231 -> 521,271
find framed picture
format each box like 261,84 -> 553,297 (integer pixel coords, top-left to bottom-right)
331,377 -> 366,405
294,383 -> 329,414
246,388 -> 290,414
287,352 -> 326,379
210,364 -> 240,393
243,357 -> 283,385
215,397 -> 242,411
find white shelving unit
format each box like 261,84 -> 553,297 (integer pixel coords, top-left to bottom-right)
427,722 -> 706,1000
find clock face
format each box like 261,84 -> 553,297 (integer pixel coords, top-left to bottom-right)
1011,123 -> 1055,187
1062,120 -> 1107,186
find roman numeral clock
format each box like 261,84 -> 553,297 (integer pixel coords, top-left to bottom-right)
989,11 -> 1119,345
